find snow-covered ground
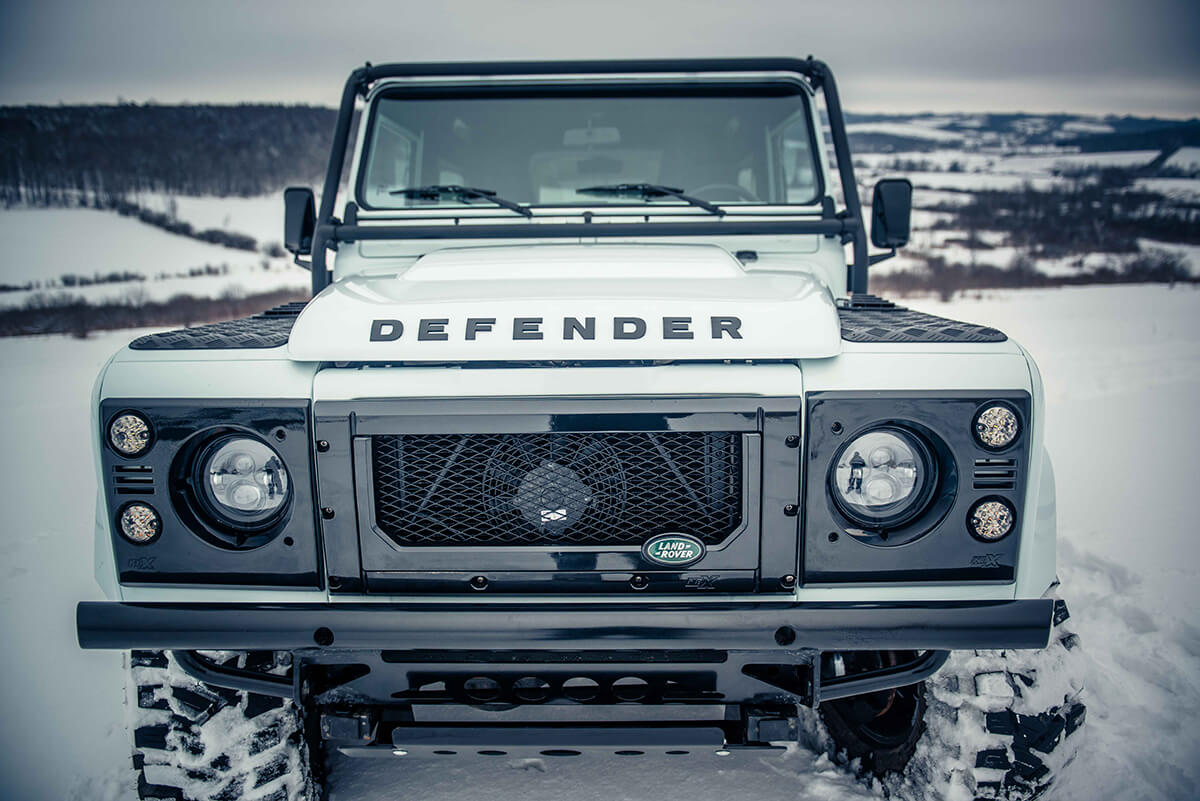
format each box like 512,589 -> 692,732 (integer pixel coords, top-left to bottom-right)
1166,147 -> 1200,172
1,283 -> 1197,800
0,204 -> 307,308
134,191 -> 286,247
846,122 -> 967,144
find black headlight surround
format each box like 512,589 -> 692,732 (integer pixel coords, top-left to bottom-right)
173,427 -> 294,551
830,422 -> 940,534
803,391 -> 1030,585
99,399 -> 320,589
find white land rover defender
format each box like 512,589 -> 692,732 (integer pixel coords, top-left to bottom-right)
77,59 -> 1086,800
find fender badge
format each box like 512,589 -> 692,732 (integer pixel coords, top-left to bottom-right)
641,533 -> 706,567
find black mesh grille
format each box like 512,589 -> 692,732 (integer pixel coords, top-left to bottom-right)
371,432 -> 743,547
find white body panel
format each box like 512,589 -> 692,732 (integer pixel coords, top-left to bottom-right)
312,362 -> 804,402
100,352 -> 319,399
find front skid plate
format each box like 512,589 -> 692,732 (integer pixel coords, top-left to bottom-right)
338,725 -> 785,759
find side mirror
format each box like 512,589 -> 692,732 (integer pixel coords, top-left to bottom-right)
870,178 -> 913,249
283,187 -> 316,257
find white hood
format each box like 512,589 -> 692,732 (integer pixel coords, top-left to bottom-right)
287,244 -> 842,362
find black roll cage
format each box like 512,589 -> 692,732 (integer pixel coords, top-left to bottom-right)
311,58 -> 869,297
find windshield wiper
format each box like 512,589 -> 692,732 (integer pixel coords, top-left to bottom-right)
575,183 -> 724,216
388,185 -> 532,218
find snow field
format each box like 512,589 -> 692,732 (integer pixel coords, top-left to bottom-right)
1166,147 -> 1200,171
911,286 -> 1200,801
845,122 -> 967,144
134,191 -> 287,247
0,208 -> 309,309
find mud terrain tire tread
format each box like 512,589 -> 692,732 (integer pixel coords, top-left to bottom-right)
128,650 -> 315,801
892,596 -> 1087,800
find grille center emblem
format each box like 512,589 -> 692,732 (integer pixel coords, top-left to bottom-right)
642,533 -> 706,567
511,461 -> 592,532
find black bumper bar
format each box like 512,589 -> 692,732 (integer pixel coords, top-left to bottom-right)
77,599 -> 1052,652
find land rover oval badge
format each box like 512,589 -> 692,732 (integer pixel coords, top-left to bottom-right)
642,533 -> 706,567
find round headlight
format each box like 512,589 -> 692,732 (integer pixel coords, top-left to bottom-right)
197,436 -> 290,528
969,498 -> 1015,541
119,502 -> 161,544
109,412 -> 152,457
974,404 -> 1019,450
831,427 -> 935,530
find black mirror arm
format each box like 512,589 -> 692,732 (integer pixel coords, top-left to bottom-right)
868,249 -> 897,266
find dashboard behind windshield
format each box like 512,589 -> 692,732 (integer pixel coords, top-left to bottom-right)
358,83 -> 823,211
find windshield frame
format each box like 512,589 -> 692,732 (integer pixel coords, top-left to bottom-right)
352,78 -> 827,215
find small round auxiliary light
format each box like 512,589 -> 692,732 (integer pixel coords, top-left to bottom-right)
109,412 -> 152,457
969,498 -> 1015,542
974,404 -> 1019,450
119,502 -> 161,544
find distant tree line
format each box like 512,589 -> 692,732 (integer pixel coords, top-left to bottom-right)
922,172 -> 1200,257
876,248 -> 1196,302
0,288 -> 307,338
106,196 -> 259,251
1066,122 -> 1200,153
0,103 -> 355,204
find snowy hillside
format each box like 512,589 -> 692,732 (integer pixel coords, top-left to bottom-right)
853,146 -> 1200,285
2,101 -> 1197,335
0,284 -> 1196,801
842,112 -> 1199,152
0,205 -> 306,309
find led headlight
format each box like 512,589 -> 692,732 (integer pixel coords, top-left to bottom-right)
974,404 -> 1020,450
969,498 -> 1015,541
831,427 -> 935,530
109,412 -> 152,457
196,435 -> 290,529
119,502 -> 161,544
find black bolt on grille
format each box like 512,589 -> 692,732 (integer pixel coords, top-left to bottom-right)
371,432 -> 743,547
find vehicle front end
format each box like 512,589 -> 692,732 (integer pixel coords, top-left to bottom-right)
78,59 -> 1082,798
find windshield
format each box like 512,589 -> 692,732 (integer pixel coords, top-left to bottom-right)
358,84 -> 822,211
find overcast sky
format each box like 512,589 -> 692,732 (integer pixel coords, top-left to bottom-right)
1,0 -> 1197,117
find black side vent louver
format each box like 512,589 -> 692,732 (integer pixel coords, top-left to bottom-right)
973,458 -> 1016,491
113,464 -> 155,495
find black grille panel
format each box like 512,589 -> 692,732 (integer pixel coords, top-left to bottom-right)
371,432 -> 743,547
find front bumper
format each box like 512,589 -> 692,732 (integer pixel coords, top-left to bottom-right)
77,598 -> 1052,652
83,599 -> 1051,709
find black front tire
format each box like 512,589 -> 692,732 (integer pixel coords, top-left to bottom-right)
819,653 -> 928,775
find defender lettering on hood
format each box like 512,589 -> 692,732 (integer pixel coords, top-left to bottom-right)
369,316 -> 743,343
286,244 -> 844,362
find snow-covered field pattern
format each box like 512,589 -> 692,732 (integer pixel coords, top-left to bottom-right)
1,284 -> 1197,800
1,111 -> 1198,318
853,152 -> 1200,284
0,195 -> 307,310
